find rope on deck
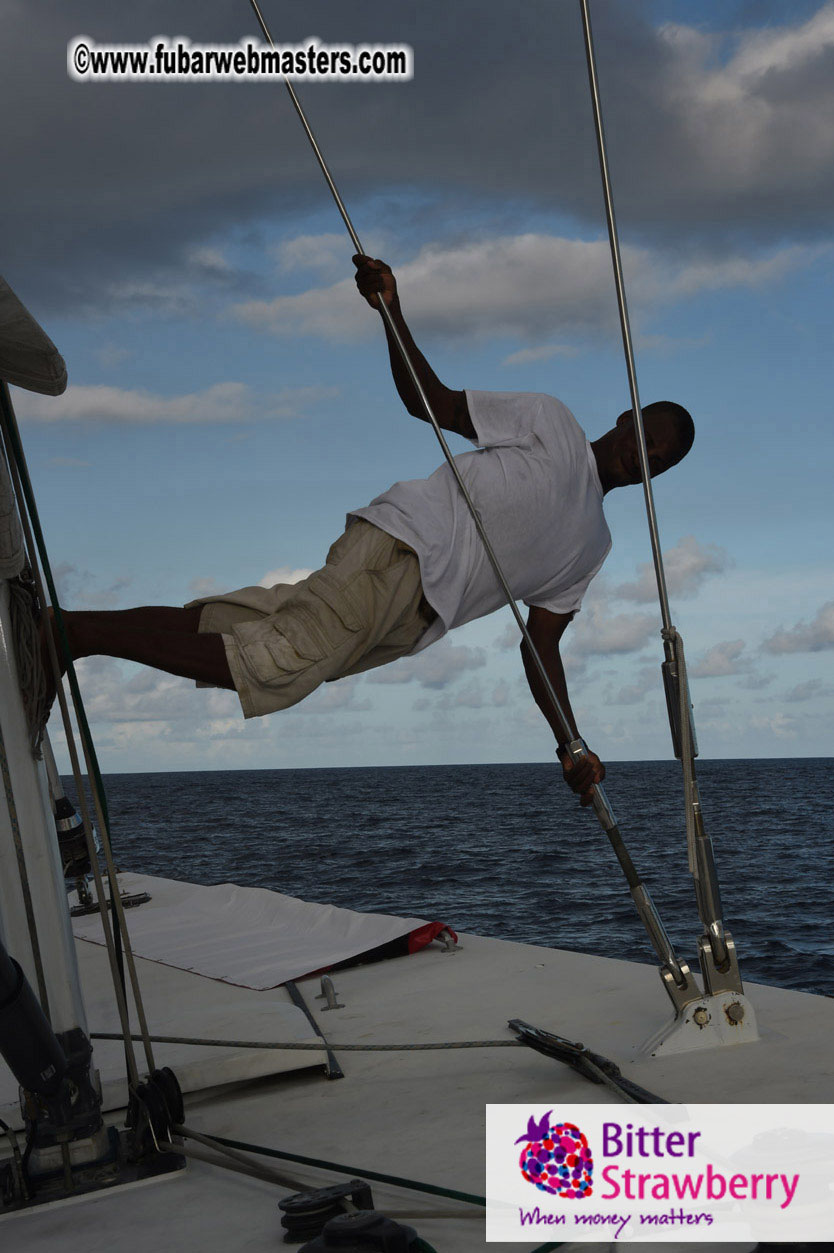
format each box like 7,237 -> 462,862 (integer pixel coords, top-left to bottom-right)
93,1031 -> 523,1051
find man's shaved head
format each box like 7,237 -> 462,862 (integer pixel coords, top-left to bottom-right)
620,401 -> 695,467
592,400 -> 695,493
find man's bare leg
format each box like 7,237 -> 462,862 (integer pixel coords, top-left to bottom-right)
46,606 -> 235,691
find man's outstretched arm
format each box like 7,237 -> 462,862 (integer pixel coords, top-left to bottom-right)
353,255 -> 475,438
520,605 -> 605,806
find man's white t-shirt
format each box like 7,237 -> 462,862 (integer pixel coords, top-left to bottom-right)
348,390 -> 611,654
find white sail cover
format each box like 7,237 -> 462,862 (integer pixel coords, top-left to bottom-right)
0,276 -> 67,396
72,873 -> 440,990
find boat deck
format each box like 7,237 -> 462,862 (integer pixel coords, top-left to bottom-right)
2,873 -> 832,1251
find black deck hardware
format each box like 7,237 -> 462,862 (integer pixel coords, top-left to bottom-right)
280,1179 -> 374,1244
298,1209 -> 430,1251
508,1019 -> 667,1104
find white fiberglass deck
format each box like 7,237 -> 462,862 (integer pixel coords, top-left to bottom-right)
2,873 -> 832,1252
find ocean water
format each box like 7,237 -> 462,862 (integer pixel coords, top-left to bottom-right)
76,758 -> 834,997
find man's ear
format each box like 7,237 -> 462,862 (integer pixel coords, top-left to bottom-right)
615,409 -> 633,429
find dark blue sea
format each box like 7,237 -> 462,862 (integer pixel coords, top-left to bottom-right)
77,759 -> 833,998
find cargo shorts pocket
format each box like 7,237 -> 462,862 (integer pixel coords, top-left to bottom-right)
243,569 -> 367,685
306,567 -> 365,633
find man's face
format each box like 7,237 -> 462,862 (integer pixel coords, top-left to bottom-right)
614,410 -> 680,485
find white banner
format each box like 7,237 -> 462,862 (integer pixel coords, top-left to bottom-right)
486,1103 -> 834,1242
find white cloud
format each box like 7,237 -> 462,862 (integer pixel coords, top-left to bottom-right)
274,233 -> 353,277
95,246 -> 241,318
65,657 -> 239,724
569,600 -> 658,657
502,344 -> 579,367
496,538 -> 727,671
691,639 -> 751,678
430,676 -> 517,711
632,331 -> 711,355
491,679 -> 511,707
186,564 -> 317,604
51,563 -> 132,610
94,344 -> 133,370
762,601 -> 834,653
186,245 -> 232,278
437,679 -> 485,710
736,672 -> 776,692
16,382 -> 336,425
784,678 -> 830,703
748,712 -> 798,740
658,6 -> 834,199
258,565 -> 314,588
234,275 -> 368,343
662,249 -> 810,298
188,576 -> 225,599
365,639 -> 486,688
232,234 -> 814,345
614,535 -> 731,603
494,620 -> 521,652
63,655 -> 371,729
603,664 -> 659,706
285,675 -> 371,715
729,4 -> 834,82
562,651 -> 589,679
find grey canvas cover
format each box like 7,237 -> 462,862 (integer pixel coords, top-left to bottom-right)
0,276 -> 67,396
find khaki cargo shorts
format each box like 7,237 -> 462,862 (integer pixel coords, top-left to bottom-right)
187,520 -> 436,719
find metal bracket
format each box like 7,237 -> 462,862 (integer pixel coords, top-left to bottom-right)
658,957 -> 702,1016
661,655 -> 699,761
698,927 -> 744,997
637,989 -> 759,1058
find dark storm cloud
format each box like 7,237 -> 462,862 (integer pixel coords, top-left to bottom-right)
4,1 -> 834,312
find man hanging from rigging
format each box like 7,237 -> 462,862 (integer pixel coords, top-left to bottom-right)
44,257 -> 694,806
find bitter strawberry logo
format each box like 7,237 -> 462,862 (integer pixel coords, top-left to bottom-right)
516,1111 -> 594,1199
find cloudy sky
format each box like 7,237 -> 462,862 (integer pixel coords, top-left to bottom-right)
4,0 -> 833,773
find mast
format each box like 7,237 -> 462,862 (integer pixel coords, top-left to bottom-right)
0,288 -> 92,1044
0,279 -> 106,1191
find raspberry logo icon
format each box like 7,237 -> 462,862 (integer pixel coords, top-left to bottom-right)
516,1111 -> 594,1198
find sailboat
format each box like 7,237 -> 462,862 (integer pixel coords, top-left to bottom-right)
2,317 -> 833,1251
2,4 -> 833,1249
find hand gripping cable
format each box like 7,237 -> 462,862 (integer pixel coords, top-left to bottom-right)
244,0 -> 698,1009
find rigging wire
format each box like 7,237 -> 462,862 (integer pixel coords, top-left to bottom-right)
577,0 -> 733,976
93,1029 -> 666,1102
0,383 -> 156,1084
0,440 -> 51,1015
0,386 -> 138,1084
578,0 -> 673,635
244,0 -> 688,990
245,3 -> 590,785
7,576 -> 49,755
0,714 -> 50,1018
